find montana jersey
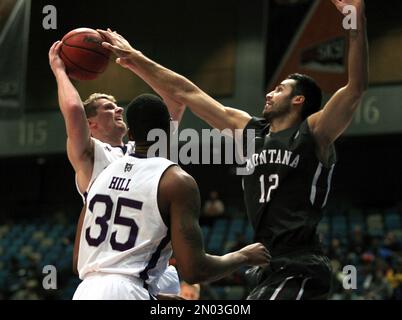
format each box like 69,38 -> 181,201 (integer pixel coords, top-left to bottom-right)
75,138 -> 135,202
77,155 -> 176,293
242,118 -> 336,256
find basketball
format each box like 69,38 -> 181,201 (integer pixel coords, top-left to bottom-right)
60,28 -> 111,81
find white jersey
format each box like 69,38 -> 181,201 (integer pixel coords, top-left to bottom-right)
75,138 -> 135,202
77,155 -> 176,296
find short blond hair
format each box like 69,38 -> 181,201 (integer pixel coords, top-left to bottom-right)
83,93 -> 117,118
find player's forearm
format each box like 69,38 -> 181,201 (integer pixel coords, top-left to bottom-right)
126,50 -> 195,104
54,70 -> 85,116
347,12 -> 368,95
155,92 -> 186,123
54,71 -> 91,149
186,252 -> 247,284
169,104 -> 186,123
125,51 -> 224,126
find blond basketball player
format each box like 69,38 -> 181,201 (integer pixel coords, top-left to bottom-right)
48,43 -> 185,296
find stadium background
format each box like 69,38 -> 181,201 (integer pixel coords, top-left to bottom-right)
0,0 -> 402,299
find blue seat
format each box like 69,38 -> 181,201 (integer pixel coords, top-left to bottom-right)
244,225 -> 254,243
366,214 -> 384,237
317,216 -> 330,236
332,215 -> 348,240
201,226 -> 210,240
317,221 -> 330,247
207,232 -> 225,254
213,286 -> 226,299
213,219 -> 228,231
225,218 -> 245,243
349,208 -> 365,232
207,219 -> 229,253
384,214 -> 401,231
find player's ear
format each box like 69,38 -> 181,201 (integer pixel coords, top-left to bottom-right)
292,95 -> 305,106
87,118 -> 97,130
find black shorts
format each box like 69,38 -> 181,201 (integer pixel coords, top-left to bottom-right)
246,253 -> 332,300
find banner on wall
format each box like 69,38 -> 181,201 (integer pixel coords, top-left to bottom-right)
0,0 -> 31,117
269,0 -> 349,94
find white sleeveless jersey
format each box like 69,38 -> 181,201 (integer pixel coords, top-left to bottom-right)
75,138 -> 135,202
77,155 -> 176,293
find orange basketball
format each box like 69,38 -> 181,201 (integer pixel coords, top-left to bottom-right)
60,28 -> 111,81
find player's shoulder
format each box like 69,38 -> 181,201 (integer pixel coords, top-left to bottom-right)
295,118 -> 317,141
160,165 -> 198,195
161,164 -> 192,182
131,155 -> 176,171
244,116 -> 268,131
91,137 -> 116,154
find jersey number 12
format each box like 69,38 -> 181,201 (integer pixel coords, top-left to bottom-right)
259,174 -> 279,203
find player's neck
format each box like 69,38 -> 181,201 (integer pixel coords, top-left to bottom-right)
134,144 -> 170,159
93,133 -> 124,147
104,137 -> 124,147
270,114 -> 301,133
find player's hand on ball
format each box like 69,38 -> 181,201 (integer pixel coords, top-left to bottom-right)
97,28 -> 135,69
239,243 -> 271,267
48,41 -> 66,73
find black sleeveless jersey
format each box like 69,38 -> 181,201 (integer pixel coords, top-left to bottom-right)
242,117 -> 336,256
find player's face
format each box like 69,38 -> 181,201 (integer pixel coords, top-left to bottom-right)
92,98 -> 128,136
263,79 -> 295,121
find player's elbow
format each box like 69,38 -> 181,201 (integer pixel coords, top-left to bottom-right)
348,82 -> 368,102
180,271 -> 205,285
61,102 -> 87,124
355,83 -> 367,98
177,261 -> 206,284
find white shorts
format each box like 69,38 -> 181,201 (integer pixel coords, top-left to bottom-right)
73,273 -> 151,300
156,265 -> 180,295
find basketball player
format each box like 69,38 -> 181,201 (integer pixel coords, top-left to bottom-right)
48,42 -> 185,296
98,0 -> 368,299
73,94 -> 270,299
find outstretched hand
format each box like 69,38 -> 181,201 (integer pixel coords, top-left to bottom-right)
48,41 -> 65,74
330,0 -> 365,15
97,28 -> 135,69
238,243 -> 271,267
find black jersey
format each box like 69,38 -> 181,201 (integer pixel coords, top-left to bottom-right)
242,117 -> 336,256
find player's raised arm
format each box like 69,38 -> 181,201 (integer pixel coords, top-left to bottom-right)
308,0 -> 368,148
49,41 -> 93,179
159,166 -> 270,284
97,29 -> 252,133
